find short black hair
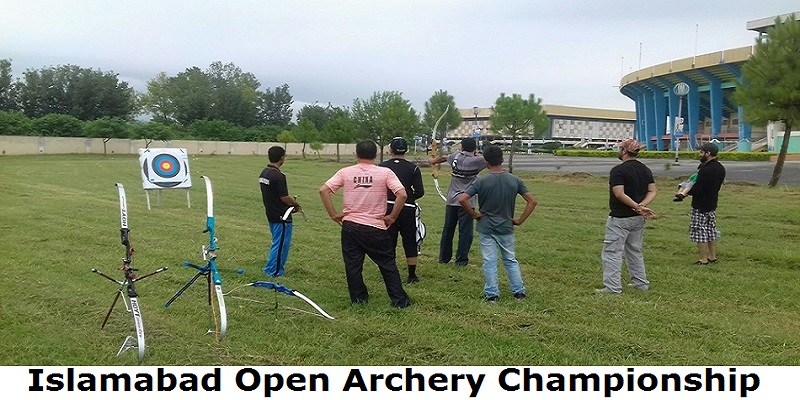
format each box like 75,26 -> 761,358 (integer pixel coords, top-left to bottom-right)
268,146 -> 286,163
356,140 -> 377,160
461,138 -> 477,152
483,145 -> 503,167
699,143 -> 719,156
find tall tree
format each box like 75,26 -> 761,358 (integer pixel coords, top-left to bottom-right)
297,103 -> 333,131
733,14 -> 800,187
352,91 -> 419,162
258,83 -> 293,127
423,90 -> 461,145
324,108 -> 357,163
206,61 -> 261,127
139,72 -> 176,124
0,59 -> 18,112
167,67 -> 213,125
17,64 -> 134,120
489,93 -> 549,173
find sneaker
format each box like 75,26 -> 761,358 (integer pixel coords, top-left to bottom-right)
454,262 -> 468,267
672,194 -> 685,202
513,292 -> 526,300
485,296 -> 499,303
406,275 -> 420,284
594,288 -> 620,295
626,283 -> 649,291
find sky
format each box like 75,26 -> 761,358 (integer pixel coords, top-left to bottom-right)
2,1 -> 798,114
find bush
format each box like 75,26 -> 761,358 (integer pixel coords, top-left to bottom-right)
31,114 -> 84,137
188,119 -> 246,141
0,111 -> 32,136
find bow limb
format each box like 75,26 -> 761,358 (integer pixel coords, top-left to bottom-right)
430,106 -> 450,202
291,290 -> 336,320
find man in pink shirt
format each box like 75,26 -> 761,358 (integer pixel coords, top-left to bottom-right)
319,140 -> 412,308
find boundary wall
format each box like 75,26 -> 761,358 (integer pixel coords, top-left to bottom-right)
0,136 -> 362,157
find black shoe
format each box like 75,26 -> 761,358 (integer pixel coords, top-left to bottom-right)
513,292 -> 526,300
694,260 -> 709,266
485,296 -> 499,303
406,275 -> 420,284
393,299 -> 412,309
673,194 -> 685,202
454,262 -> 468,267
708,258 -> 718,263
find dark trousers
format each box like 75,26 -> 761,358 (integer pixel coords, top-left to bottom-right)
341,221 -> 410,308
439,205 -> 473,265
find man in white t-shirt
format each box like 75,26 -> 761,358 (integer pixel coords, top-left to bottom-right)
319,140 -> 412,308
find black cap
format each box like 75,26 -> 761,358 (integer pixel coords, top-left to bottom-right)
389,137 -> 408,154
699,143 -> 719,156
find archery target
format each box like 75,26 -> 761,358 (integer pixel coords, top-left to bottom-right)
139,148 -> 192,189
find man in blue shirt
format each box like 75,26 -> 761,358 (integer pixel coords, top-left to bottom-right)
457,145 -> 538,302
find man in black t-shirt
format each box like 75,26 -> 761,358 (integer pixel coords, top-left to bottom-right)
259,146 -> 301,277
380,137 -> 425,283
686,143 -> 726,265
598,139 -> 657,294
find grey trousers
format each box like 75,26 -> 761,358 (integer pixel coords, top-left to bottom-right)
601,215 -> 650,293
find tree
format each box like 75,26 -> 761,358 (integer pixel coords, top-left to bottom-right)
324,108 -> 357,163
277,130 -> 295,148
206,61 -> 261,127
423,90 -> 461,146
139,72 -> 176,124
17,64 -> 134,120
310,141 -> 324,159
167,67 -> 213,125
733,14 -> 800,187
489,93 -> 549,173
297,103 -> 333,131
84,117 -> 129,156
258,84 -> 293,127
0,59 -> 18,112
352,91 -> 419,162
129,121 -> 173,148
294,118 -> 320,159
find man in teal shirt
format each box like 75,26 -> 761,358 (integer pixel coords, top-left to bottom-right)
457,145 -> 538,302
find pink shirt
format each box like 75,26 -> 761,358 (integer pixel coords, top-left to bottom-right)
324,162 -> 405,230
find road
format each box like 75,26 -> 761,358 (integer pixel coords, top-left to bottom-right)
506,154 -> 800,186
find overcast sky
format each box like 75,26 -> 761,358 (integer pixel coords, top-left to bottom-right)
2,1 -> 797,114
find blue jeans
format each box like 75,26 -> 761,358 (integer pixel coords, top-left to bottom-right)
439,205 -> 473,265
264,221 -> 293,277
601,216 -> 649,293
479,232 -> 525,298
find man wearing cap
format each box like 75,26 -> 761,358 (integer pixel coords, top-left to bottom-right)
685,143 -> 726,265
598,139 -> 657,294
380,137 -> 425,283
430,137 -> 487,266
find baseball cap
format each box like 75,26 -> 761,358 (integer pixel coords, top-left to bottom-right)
618,139 -> 641,154
389,137 -> 408,154
699,143 -> 719,156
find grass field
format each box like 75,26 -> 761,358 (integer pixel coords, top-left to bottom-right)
1,154 -> 799,366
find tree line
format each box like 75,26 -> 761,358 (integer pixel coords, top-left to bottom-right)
0,59 -> 549,166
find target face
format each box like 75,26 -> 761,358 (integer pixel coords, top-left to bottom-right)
139,148 -> 192,189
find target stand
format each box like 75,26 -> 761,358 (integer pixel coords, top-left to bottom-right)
138,148 -> 192,210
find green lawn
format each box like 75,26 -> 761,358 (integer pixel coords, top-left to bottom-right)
1,154 -> 799,366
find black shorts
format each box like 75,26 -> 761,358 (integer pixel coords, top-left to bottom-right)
387,204 -> 418,258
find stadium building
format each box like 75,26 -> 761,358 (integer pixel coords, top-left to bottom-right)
448,12 -> 800,153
